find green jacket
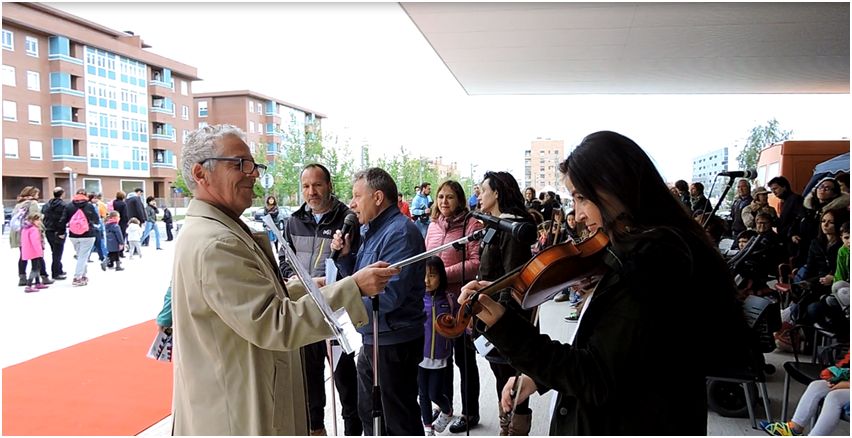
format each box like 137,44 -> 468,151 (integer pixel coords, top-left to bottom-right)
835,245 -> 849,283
9,199 -> 41,249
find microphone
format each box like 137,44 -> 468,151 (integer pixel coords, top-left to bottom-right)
719,170 -> 757,179
471,211 -> 536,243
331,212 -> 359,261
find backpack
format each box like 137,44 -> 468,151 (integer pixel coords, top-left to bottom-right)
9,205 -> 28,232
68,207 -> 90,235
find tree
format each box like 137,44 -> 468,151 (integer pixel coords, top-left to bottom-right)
174,169 -> 193,198
737,118 -> 793,171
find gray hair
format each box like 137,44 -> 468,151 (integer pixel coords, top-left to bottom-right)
181,124 -> 246,191
353,167 -> 398,205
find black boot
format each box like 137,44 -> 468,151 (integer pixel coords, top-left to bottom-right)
40,275 -> 54,285
18,274 -> 27,286
115,260 -> 124,271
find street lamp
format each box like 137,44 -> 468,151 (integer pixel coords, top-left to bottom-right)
62,166 -> 74,194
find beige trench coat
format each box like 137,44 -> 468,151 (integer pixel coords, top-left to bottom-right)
171,199 -> 369,435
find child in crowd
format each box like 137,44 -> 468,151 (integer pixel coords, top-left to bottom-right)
126,217 -> 143,259
761,353 -> 849,436
21,212 -> 48,293
103,211 -> 125,271
419,256 -> 455,436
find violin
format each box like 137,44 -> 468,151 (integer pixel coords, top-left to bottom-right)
435,230 -> 610,339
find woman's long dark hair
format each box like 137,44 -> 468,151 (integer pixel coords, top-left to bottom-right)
482,171 -> 533,223
559,131 -> 714,251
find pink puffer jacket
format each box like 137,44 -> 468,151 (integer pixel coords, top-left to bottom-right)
425,213 -> 483,294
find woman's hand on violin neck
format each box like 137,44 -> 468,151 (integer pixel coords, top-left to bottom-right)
501,375 -> 537,414
459,280 -> 492,305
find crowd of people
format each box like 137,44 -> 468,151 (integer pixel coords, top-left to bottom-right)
161,123 -> 848,437
8,185 -> 174,289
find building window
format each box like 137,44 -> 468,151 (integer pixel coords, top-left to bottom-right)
25,36 -> 38,57
29,140 -> 43,160
2,29 -> 12,51
249,121 -> 255,133
26,71 -> 39,91
198,100 -> 208,117
198,121 -> 208,128
28,104 -> 41,124
3,100 -> 16,121
182,129 -> 189,144
4,138 -> 18,158
181,105 -> 189,120
249,101 -> 254,113
83,179 -> 102,194
180,80 -> 188,96
1,65 -> 14,86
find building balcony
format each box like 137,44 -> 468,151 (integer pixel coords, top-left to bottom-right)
149,110 -> 174,124
150,133 -> 175,143
150,164 -> 177,178
148,80 -> 173,94
50,92 -> 85,109
51,125 -> 87,140
48,58 -> 85,77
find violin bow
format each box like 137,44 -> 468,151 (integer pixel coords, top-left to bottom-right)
507,305 -> 541,422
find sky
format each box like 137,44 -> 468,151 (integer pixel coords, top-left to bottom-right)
46,1 -> 851,187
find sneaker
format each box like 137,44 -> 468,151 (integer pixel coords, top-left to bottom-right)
564,308 -> 579,321
449,415 -> 479,433
72,278 -> 85,287
423,426 -> 435,436
24,286 -> 38,293
54,274 -> 67,280
35,283 -> 49,289
432,412 -> 453,433
760,421 -> 801,436
40,276 -> 54,285
432,408 -> 440,422
101,259 -> 108,271
553,291 -> 570,302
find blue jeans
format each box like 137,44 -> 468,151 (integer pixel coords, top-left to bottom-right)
141,221 -> 162,249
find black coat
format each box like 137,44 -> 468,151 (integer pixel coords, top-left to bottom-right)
776,191 -> 803,240
125,195 -> 147,223
484,228 -> 750,435
41,198 -> 68,233
113,199 -> 129,233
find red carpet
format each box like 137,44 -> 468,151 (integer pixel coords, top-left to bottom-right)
2,320 -> 172,436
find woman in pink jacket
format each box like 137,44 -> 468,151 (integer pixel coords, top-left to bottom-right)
21,212 -> 49,293
424,180 -> 483,432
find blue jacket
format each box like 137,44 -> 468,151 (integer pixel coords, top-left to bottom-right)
423,289 -> 455,360
411,193 -> 431,221
105,221 -> 124,252
339,205 -> 426,345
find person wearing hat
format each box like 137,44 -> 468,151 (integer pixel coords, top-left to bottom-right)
742,186 -> 778,230
41,187 -> 69,280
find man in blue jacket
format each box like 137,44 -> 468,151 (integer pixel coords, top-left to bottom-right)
333,167 -> 426,436
411,181 -> 432,237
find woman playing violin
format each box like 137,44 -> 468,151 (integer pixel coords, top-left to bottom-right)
476,171 -> 538,435
459,131 -> 751,435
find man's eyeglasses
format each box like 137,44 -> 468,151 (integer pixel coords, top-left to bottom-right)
199,157 -> 267,175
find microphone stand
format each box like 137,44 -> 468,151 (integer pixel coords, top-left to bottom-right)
371,296 -> 383,436
702,176 -> 736,230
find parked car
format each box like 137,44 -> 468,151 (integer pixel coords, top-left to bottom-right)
253,206 -> 293,231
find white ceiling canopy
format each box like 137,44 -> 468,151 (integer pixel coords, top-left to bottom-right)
400,2 -> 850,95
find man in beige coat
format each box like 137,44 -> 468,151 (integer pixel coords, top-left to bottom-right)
172,124 -> 398,435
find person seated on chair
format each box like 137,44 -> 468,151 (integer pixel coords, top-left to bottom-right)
760,353 -> 849,436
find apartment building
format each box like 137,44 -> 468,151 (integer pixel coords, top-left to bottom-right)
692,147 -> 729,191
192,90 -> 325,161
2,3 -> 199,205
523,138 -> 564,192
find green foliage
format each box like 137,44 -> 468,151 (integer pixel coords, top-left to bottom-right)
376,146 -> 442,201
737,118 -> 793,171
174,169 -> 193,198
